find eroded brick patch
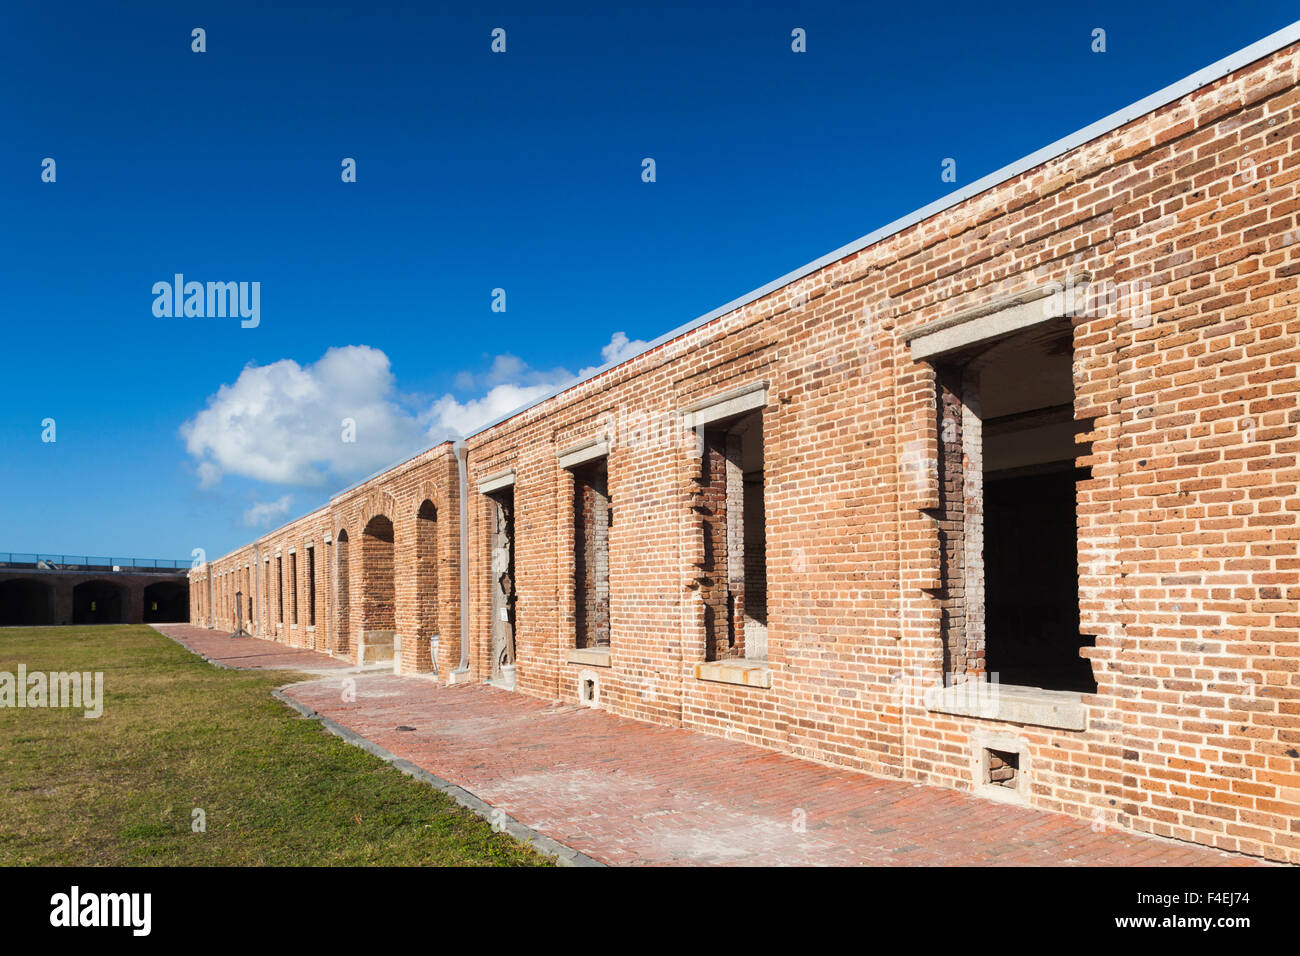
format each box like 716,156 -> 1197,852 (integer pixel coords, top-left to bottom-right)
283,674 -> 1261,867
152,623 -> 350,671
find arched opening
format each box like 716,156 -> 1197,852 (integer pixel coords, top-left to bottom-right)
72,580 -> 127,625
143,581 -> 189,623
0,578 -> 54,625
413,500 -> 438,671
335,529 -> 350,654
360,516 -> 396,663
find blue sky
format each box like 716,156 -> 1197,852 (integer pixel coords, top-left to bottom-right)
1,0 -> 1296,563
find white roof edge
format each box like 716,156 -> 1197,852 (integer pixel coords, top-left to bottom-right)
218,19 -> 1300,566
462,19 -> 1300,438
330,442 -> 455,502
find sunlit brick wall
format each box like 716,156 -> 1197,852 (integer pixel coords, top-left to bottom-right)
193,42 -> 1300,864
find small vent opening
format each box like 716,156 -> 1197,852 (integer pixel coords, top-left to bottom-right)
986,748 -> 1020,788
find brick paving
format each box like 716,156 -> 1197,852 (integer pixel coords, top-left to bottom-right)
152,623 -> 351,672
277,672 -> 1262,867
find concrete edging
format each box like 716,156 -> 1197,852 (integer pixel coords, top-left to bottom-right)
271,684 -> 604,868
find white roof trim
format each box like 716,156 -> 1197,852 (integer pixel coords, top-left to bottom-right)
464,21 -> 1300,437
214,20 -> 1300,567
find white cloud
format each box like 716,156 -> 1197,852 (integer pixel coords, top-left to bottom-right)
242,495 -> 293,528
183,332 -> 651,490
181,345 -> 424,487
423,381 -> 570,439
428,351 -> 592,439
196,461 -> 222,489
452,353 -> 573,392
601,331 -> 650,364
579,331 -> 651,378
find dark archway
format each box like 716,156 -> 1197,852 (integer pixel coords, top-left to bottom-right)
143,581 -> 189,623
72,580 -> 127,624
0,578 -> 54,625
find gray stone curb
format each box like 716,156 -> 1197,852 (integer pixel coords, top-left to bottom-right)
152,625 -> 602,867
271,684 -> 605,868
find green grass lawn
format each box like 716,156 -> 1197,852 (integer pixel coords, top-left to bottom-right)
0,625 -> 548,866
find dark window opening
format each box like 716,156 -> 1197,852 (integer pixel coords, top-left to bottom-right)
933,319 -> 1096,694
290,552 -> 299,625
306,547 -> 316,627
985,467 -> 1095,692
700,409 -> 766,662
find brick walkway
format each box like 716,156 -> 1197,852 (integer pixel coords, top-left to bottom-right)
152,623 -> 351,672
276,672 -> 1260,867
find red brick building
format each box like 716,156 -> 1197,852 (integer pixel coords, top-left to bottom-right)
193,25 -> 1300,864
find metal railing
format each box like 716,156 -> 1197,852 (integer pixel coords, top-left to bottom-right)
0,553 -> 192,573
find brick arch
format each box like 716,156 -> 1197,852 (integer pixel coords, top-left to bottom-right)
143,580 -> 189,623
0,578 -> 53,625
411,479 -> 442,516
334,528 -> 351,654
361,490 -> 397,532
360,513 -> 396,641
408,497 -> 440,672
72,579 -> 128,624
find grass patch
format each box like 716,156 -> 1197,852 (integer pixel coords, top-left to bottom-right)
0,625 -> 549,866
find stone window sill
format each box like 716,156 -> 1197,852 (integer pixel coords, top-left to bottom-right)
923,682 -> 1085,731
694,660 -> 772,689
568,647 -> 611,668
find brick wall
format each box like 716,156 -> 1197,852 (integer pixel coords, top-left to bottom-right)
192,40 -> 1300,864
